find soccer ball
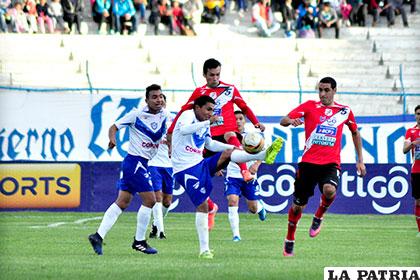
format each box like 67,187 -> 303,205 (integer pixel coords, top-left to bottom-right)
242,132 -> 265,154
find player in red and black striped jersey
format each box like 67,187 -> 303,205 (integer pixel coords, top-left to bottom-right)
403,105 -> 420,237
280,77 -> 367,257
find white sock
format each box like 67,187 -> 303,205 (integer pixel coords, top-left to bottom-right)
162,205 -> 169,217
152,202 -> 164,234
257,200 -> 263,213
135,205 -> 152,241
231,149 -> 265,163
195,212 -> 209,254
228,206 -> 240,237
97,203 -> 123,239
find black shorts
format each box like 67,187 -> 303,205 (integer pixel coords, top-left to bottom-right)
203,133 -> 243,158
412,173 -> 420,199
293,162 -> 340,206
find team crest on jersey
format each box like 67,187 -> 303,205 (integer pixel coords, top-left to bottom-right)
151,122 -> 158,130
325,108 -> 333,116
326,117 -> 337,126
209,92 -> 217,99
320,116 -> 327,122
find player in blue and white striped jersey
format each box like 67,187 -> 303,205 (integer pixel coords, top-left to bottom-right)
88,84 -> 170,256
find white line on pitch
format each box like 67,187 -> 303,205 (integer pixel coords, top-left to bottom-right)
30,216 -> 102,229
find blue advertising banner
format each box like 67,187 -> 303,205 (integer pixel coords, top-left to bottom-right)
0,162 -> 413,214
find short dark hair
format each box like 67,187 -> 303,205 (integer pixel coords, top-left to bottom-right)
234,110 -> 245,116
145,84 -> 161,99
415,105 -> 420,112
203,58 -> 221,74
319,77 -> 337,90
162,94 -> 167,101
194,95 -> 215,107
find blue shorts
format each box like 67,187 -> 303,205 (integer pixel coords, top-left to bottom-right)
173,152 -> 222,207
117,154 -> 153,195
224,177 -> 260,201
148,166 -> 174,195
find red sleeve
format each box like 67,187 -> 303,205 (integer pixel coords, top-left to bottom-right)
232,87 -> 259,125
404,129 -> 411,141
288,101 -> 309,119
346,109 -> 358,133
167,89 -> 199,134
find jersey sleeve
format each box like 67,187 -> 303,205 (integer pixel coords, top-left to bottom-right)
232,87 -> 259,125
288,101 -> 309,119
114,108 -> 138,129
404,129 -> 411,141
345,108 -> 358,133
167,89 -> 200,134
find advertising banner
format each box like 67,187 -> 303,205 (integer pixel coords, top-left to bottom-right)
0,162 -> 413,214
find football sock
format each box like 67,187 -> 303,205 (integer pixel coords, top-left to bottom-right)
256,200 -> 264,213
208,198 -> 215,212
135,205 -> 152,241
196,212 -> 210,253
162,205 -> 169,218
228,206 -> 240,237
227,135 -> 248,173
314,194 -> 336,219
415,205 -> 420,232
153,202 -> 164,234
286,207 -> 302,241
97,202 -> 123,239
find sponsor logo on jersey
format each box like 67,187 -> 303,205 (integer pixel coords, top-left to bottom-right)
316,125 -> 337,136
325,108 -> 333,116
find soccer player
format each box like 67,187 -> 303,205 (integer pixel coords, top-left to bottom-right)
148,95 -> 176,239
225,110 -> 267,242
88,84 -> 170,255
403,105 -> 420,237
280,77 -> 366,257
167,58 -> 266,183
171,95 -> 284,259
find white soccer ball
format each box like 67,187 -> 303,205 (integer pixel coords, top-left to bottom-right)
242,132 -> 265,154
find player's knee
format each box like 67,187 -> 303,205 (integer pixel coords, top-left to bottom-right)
323,184 -> 336,198
248,204 -> 258,214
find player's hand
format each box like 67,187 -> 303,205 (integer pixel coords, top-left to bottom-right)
356,162 -> 366,177
255,123 -> 265,132
412,139 -> 420,146
290,118 -> 303,127
249,163 -> 259,174
108,139 -> 116,150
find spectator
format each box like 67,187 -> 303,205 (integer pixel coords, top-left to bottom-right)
340,0 -> 352,26
171,0 -> 185,34
251,0 -> 280,37
0,0 -> 10,33
202,0 -> 224,23
362,0 -> 379,26
236,0 -> 248,13
49,0 -> 68,32
182,0 -> 203,34
381,0 -> 408,27
92,0 -> 114,34
281,0 -> 296,37
317,1 -> 339,38
23,0 -> 37,33
10,1 -> 29,33
133,0 -> 147,24
61,0 -> 83,34
113,0 -> 137,34
36,0 -> 54,33
296,0 -> 317,38
349,0 -> 365,25
149,0 -> 174,35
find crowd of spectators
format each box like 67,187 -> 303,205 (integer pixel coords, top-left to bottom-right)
0,0 -> 416,36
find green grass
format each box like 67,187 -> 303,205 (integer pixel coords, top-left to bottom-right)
0,212 -> 419,280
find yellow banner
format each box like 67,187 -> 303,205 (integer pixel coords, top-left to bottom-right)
0,164 -> 81,208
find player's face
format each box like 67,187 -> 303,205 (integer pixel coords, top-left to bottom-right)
415,109 -> 420,125
235,113 -> 246,133
318,83 -> 335,106
195,102 -> 215,121
204,66 -> 221,88
146,90 -> 164,113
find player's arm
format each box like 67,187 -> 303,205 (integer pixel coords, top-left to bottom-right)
280,115 -> 303,127
351,129 -> 366,177
249,160 -> 262,175
178,114 -> 220,135
205,136 -> 235,152
167,90 -> 200,134
280,102 -> 306,127
108,124 -> 118,149
403,139 -> 413,154
233,89 -> 265,132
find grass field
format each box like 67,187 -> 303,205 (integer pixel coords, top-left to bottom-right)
1,212 -> 419,280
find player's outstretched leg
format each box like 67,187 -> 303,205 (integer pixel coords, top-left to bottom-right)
88,233 -> 103,255
265,137 -> 284,164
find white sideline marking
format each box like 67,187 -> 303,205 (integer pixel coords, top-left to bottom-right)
30,217 -> 102,229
